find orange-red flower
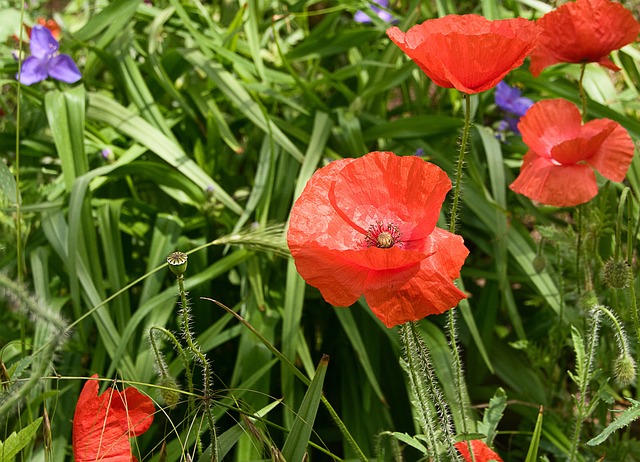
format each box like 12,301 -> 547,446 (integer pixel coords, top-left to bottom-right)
25,18 -> 62,40
72,375 -> 155,462
455,440 -> 504,462
530,0 -> 640,76
509,99 -> 634,207
287,151 -> 469,328
386,15 -> 540,94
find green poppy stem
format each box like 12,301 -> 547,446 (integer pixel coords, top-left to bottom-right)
578,63 -> 588,122
447,93 -> 473,459
449,94 -> 472,235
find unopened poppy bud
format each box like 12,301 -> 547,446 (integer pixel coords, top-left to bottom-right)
614,355 -> 636,387
167,251 -> 188,277
532,255 -> 546,273
158,375 -> 180,409
603,258 -> 630,289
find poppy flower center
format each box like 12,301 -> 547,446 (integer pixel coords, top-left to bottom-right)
364,221 -> 402,249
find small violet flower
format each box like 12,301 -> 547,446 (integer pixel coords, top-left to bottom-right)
494,81 -> 533,135
17,25 -> 81,86
354,0 -> 396,24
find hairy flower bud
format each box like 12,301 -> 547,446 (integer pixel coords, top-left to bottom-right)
158,375 -> 180,410
614,355 -> 636,387
603,258 -> 630,289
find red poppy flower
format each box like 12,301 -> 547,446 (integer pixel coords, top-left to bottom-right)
386,15 -> 540,94
455,440 -> 504,462
509,99 -> 634,207
72,375 -> 155,462
530,0 -> 640,76
287,151 -> 469,328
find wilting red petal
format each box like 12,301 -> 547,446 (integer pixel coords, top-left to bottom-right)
512,99 -> 634,206
73,375 -> 154,462
455,440 -> 504,462
518,99 -> 582,159
530,0 -> 640,76
363,229 -> 468,328
330,151 -> 451,245
510,152 -> 598,207
287,151 -> 468,327
584,120 -> 636,182
387,15 -> 540,93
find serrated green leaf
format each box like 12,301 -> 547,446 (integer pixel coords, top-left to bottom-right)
0,417 -> 43,462
477,388 -> 507,446
570,326 -> 585,388
587,399 -> 640,446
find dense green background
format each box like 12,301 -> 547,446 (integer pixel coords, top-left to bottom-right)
1,0 -> 639,460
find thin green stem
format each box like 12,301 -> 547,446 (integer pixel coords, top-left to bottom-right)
449,94 -> 472,235
576,205 -> 583,294
578,63 -> 588,122
447,93 -> 472,451
177,275 -> 218,461
569,308 -> 601,462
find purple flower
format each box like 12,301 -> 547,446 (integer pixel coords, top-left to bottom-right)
354,0 -> 396,24
495,81 -> 533,117
494,81 -> 534,135
17,25 -> 81,86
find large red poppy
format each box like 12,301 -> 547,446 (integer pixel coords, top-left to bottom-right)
509,99 -> 634,207
386,15 -> 540,94
455,440 -> 504,462
72,375 -> 155,462
287,151 -> 469,328
530,0 -> 640,76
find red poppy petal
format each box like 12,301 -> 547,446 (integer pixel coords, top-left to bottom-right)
518,99 -> 582,158
510,153 -> 598,206
73,376 -> 154,462
330,151 -> 451,245
111,387 -> 155,436
290,242 -> 369,306
455,440 -> 504,462
363,229 -> 468,328
584,120 -> 635,182
531,0 -> 640,75
288,158 -> 362,251
388,16 -> 539,93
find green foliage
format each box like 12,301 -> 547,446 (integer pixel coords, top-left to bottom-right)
0,0 -> 639,460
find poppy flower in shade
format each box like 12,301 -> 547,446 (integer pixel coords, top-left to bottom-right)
509,99 -> 635,207
287,151 -> 469,328
72,375 -> 155,462
16,25 -> 81,86
386,15 -> 540,94
455,440 -> 504,462
530,0 -> 640,77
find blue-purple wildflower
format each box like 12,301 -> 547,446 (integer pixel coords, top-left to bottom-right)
354,0 -> 396,24
17,25 -> 81,86
494,81 -> 534,135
